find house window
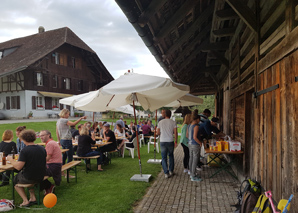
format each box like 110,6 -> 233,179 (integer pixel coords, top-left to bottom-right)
37,73 -> 43,86
53,75 -> 58,88
36,96 -> 43,108
6,96 -> 20,110
78,80 -> 83,91
52,98 -> 59,109
55,52 -> 60,65
64,78 -> 71,90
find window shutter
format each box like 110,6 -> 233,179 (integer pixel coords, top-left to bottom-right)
17,96 -> 20,109
6,97 -> 10,110
43,73 -> 48,87
32,96 -> 36,109
33,72 -> 37,86
60,103 -> 63,110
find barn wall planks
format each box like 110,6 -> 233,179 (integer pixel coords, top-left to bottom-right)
253,52 -> 298,209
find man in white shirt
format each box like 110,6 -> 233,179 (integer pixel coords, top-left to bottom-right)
157,109 -> 178,178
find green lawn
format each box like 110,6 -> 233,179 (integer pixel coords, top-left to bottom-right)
0,121 -> 166,212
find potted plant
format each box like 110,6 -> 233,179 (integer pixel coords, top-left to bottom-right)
74,112 -> 79,117
52,105 -> 59,110
28,111 -> 33,119
37,105 -> 44,109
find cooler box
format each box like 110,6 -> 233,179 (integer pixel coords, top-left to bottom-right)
229,141 -> 241,152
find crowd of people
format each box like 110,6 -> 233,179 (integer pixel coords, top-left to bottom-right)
0,107 -> 224,207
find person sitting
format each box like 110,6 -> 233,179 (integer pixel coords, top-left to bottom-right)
114,124 -> 126,148
77,126 -> 100,171
91,122 -> 99,135
0,130 -> 17,187
97,123 -> 117,171
39,130 -> 62,195
118,126 -> 139,155
16,126 -> 26,153
7,130 -> 46,207
141,121 -> 151,143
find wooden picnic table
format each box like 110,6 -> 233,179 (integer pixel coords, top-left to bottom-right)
73,142 -> 112,147
61,149 -> 69,153
0,163 -> 15,200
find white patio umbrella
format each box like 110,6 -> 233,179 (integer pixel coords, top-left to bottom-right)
59,91 -> 97,106
74,72 -> 190,181
164,93 -> 203,107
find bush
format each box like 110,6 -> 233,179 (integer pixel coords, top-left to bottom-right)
175,117 -> 183,124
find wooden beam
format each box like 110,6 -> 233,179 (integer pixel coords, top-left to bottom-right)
138,0 -> 167,27
230,75 -> 254,100
154,0 -> 199,41
213,27 -> 236,37
210,50 -> 229,68
169,39 -> 209,70
215,8 -> 238,20
225,0 -> 257,32
162,5 -> 213,58
259,23 -> 298,73
200,41 -> 230,52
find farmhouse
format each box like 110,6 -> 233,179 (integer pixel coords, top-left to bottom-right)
0,26 -> 113,119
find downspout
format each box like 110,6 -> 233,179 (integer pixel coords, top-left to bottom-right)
115,0 -> 175,80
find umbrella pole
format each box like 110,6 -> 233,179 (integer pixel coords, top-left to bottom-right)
133,100 -> 142,176
154,110 -> 157,160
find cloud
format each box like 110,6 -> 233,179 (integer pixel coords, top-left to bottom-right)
0,0 -> 169,79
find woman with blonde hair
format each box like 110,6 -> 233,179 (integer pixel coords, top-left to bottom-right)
0,130 -> 17,186
16,126 -> 26,153
180,113 -> 192,174
77,126 -> 100,171
56,109 -> 86,169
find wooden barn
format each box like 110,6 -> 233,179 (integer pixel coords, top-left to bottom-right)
116,0 -> 298,209
0,27 -> 113,119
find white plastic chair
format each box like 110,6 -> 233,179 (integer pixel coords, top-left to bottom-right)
139,134 -> 145,147
148,136 -> 159,153
123,137 -> 138,159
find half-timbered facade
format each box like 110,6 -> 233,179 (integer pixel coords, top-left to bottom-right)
0,27 -> 113,118
116,0 -> 298,209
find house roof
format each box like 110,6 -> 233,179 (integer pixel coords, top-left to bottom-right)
0,27 -> 99,77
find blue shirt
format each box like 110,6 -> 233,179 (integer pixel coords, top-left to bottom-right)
17,138 -> 26,153
197,120 -> 220,140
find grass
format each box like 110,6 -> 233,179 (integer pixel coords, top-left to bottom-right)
0,120 -> 164,212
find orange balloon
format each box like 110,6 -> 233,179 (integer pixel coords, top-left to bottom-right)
43,193 -> 57,208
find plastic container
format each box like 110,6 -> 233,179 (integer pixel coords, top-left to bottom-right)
229,141 -> 241,151
224,141 -> 229,151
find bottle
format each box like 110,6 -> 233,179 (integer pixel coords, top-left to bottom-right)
2,151 -> 6,165
11,146 -> 15,159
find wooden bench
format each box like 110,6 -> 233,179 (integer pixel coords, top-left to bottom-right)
61,161 -> 81,183
14,161 -> 81,205
15,176 -> 50,205
107,150 -> 120,164
73,155 -> 100,173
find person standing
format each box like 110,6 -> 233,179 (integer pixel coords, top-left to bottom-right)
7,130 -> 46,207
180,113 -> 192,174
157,109 -> 166,123
188,110 -> 203,182
56,109 -> 86,165
157,109 -> 178,178
39,130 -> 62,195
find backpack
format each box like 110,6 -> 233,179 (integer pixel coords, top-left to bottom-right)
233,179 -> 261,213
0,199 -> 15,212
252,194 -> 272,213
240,191 -> 259,213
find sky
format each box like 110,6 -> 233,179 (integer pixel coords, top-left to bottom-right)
0,0 -> 169,79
